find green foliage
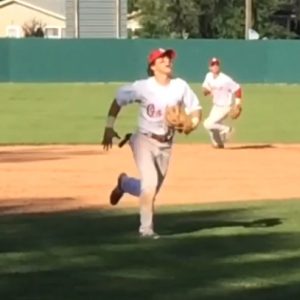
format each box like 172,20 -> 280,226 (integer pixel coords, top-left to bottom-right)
197,0 -> 245,38
166,0 -> 200,38
131,0 -> 296,39
135,0 -> 171,38
253,0 -> 298,38
128,0 -> 139,13
135,0 -> 200,38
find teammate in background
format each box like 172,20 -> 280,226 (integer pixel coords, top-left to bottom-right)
202,58 -> 242,148
101,48 -> 202,239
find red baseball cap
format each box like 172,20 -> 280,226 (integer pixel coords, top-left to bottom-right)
210,57 -> 220,66
148,48 -> 176,65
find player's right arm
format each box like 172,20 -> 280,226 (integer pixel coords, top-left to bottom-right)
101,82 -> 142,151
202,73 -> 211,96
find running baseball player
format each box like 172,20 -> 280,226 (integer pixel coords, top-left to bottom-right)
202,57 -> 243,148
101,48 -> 202,239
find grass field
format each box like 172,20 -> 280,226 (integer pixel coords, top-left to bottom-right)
1,200 -> 300,300
0,83 -> 300,144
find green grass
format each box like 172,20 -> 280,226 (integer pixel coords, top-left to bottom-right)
0,83 -> 299,144
1,199 -> 300,299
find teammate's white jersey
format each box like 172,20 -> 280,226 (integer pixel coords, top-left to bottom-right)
202,72 -> 240,106
116,77 -> 201,135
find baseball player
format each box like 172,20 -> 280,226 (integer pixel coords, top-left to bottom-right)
202,57 -> 242,148
101,48 -> 202,239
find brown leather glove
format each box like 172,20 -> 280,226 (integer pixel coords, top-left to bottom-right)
229,104 -> 242,120
165,103 -> 195,135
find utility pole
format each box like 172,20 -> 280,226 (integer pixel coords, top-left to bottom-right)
74,0 -> 79,38
116,0 -> 121,38
245,0 -> 252,39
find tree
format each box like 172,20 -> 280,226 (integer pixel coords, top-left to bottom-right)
133,0 -> 202,38
131,0 -> 296,39
128,0 -> 139,13
166,0 -> 200,38
134,0 -> 245,38
22,19 -> 45,38
197,0 -> 245,38
133,1 -> 167,38
296,0 -> 300,19
253,0 -> 297,38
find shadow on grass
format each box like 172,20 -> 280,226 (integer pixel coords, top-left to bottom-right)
0,204 -> 299,300
0,197 -> 76,215
162,217 -> 283,236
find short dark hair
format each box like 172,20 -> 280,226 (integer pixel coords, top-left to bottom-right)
147,64 -> 154,76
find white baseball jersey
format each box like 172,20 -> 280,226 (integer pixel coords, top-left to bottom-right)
116,77 -> 201,135
202,72 -> 240,106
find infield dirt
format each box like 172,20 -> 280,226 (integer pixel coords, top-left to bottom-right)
0,144 -> 299,214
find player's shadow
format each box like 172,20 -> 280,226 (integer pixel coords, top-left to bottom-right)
160,216 -> 282,236
227,144 -> 274,150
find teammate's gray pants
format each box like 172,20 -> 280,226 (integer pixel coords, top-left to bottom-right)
120,133 -> 172,234
203,105 -> 232,147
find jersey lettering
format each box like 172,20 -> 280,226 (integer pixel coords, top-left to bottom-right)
146,104 -> 155,117
146,104 -> 162,118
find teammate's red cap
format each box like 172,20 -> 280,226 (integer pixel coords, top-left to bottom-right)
210,57 -> 220,66
148,48 -> 176,65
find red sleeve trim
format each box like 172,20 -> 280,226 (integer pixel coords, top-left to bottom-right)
235,88 -> 242,98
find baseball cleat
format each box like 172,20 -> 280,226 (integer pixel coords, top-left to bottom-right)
139,230 -> 160,240
110,173 -> 127,206
212,143 -> 224,149
221,127 -> 234,143
212,140 -> 224,149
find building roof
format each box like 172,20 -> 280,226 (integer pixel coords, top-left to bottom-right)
0,0 -> 66,20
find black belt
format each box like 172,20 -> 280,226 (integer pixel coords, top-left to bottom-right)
118,132 -> 173,148
144,132 -> 173,143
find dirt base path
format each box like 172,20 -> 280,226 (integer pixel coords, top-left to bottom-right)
0,144 -> 299,214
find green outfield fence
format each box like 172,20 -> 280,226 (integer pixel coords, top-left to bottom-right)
0,38 -> 299,83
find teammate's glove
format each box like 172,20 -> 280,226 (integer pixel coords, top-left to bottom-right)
165,102 -> 195,135
229,104 -> 242,120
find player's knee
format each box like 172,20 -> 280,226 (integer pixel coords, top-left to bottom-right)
203,118 -> 214,130
140,183 -> 157,199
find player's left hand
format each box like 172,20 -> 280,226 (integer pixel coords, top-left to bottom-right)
101,127 -> 120,151
165,103 -> 195,135
229,104 -> 242,120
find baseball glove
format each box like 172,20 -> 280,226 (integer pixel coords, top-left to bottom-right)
165,103 -> 194,134
229,104 -> 242,120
